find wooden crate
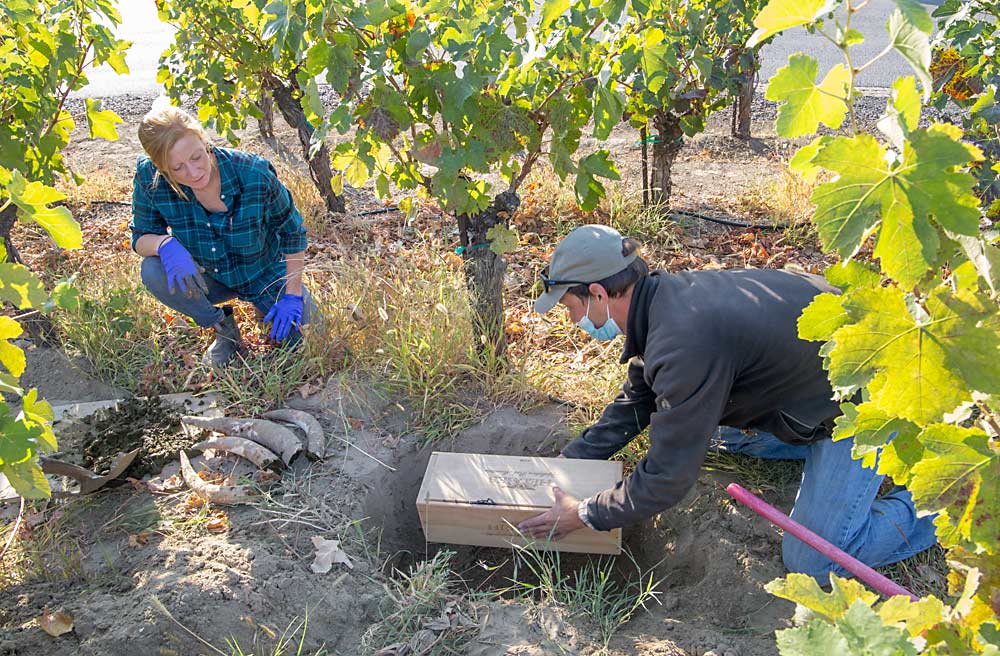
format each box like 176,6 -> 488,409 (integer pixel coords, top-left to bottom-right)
416,452 -> 622,555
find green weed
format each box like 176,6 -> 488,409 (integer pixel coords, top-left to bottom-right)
503,544 -> 664,649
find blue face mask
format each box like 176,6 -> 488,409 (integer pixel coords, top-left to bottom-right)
578,298 -> 622,341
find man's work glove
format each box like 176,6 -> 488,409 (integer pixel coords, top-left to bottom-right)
158,237 -> 209,296
264,293 -> 303,341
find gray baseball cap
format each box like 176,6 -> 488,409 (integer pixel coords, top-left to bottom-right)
533,224 -> 637,314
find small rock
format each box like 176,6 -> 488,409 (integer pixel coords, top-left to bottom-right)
660,592 -> 680,612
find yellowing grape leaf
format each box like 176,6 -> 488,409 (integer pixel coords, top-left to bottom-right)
765,573 -> 879,621
877,595 -> 947,637
877,76 -> 921,150
747,0 -> 838,47
84,98 -> 123,141
828,286 -> 1000,424
798,292 -> 848,342
765,55 -> 850,137
889,10 -> 932,100
909,424 -> 999,551
0,316 -> 25,378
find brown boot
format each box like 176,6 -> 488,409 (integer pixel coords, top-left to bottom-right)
202,305 -> 245,367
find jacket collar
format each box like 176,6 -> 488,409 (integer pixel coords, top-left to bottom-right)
620,272 -> 661,364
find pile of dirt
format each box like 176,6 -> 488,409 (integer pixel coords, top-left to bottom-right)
68,396 -> 195,479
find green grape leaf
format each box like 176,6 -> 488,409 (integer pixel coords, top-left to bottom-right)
49,279 -> 80,311
540,0 -> 570,29
876,76 -> 921,151
593,85 -> 624,141
909,424 -> 998,549
0,316 -> 25,377
765,56 -> 850,138
798,292 -> 848,342
0,263 -> 47,310
574,151 -> 620,211
748,0 -> 838,47
84,98 -> 123,141
775,619 -> 849,655
486,223 -> 518,255
890,0 -> 933,34
836,601 -> 918,656
765,573 -> 879,621
950,234 -> 1000,295
888,10 -> 932,100
831,401 -> 920,471
828,285 -> 1000,424
1,456 -> 51,499
21,388 -> 56,453
811,128 -> 981,285
789,136 -> 831,184
825,260 -> 882,292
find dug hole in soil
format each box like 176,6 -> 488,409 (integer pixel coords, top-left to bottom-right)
1,350 -> 798,656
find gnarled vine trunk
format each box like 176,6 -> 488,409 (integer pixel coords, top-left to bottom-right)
269,81 -> 345,215
650,113 -> 685,207
731,61 -> 757,139
456,191 -> 520,366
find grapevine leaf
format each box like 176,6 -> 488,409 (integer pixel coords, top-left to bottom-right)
828,285 -> 1000,424
747,0 -> 839,47
765,573 -> 879,621
890,0 -> 933,34
950,234 -> 1000,295
878,595 -> 948,637
6,171 -> 81,249
876,76 -> 921,151
789,136 -> 831,184
0,263 -> 46,310
0,316 -> 25,378
888,10 -> 932,100
84,98 -> 123,141
775,619 -> 849,655
593,85 -> 624,140
798,292 -> 848,342
831,401 -> 920,471
540,0 -> 570,29
909,424 -> 999,550
836,601 -> 918,656
21,388 -> 56,453
486,223 -> 518,255
765,56 -> 850,138
810,128 -> 981,283
825,260 -> 882,292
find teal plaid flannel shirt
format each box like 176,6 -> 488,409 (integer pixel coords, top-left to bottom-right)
130,147 -> 307,304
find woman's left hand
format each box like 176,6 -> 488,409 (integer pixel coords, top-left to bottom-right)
264,294 -> 304,341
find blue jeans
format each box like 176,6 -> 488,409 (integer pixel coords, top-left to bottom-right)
139,257 -> 318,343
712,426 -> 938,581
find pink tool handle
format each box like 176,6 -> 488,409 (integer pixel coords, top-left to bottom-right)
726,483 -> 917,601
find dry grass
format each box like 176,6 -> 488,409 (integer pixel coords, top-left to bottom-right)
55,167 -> 134,205
733,168 -> 816,228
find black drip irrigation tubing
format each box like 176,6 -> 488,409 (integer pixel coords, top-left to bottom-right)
669,208 -> 791,232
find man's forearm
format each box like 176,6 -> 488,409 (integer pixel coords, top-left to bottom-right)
284,251 -> 304,295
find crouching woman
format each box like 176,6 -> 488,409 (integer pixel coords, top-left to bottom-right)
129,104 -> 317,367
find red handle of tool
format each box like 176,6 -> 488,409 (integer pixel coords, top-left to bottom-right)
726,483 -> 917,601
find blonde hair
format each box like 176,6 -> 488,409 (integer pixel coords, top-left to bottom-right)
137,103 -> 214,199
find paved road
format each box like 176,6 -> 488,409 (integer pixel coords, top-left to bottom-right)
74,0 -> 941,97
758,0 -> 943,89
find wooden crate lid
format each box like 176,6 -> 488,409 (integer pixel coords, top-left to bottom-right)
417,452 -> 622,509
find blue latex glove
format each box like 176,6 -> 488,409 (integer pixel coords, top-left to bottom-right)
264,293 -> 304,341
158,237 -> 209,296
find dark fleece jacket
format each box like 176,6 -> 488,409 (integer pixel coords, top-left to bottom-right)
561,268 -> 840,531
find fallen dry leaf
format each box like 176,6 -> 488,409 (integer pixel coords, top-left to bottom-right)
128,532 -> 151,547
206,516 -> 229,533
38,609 -> 74,637
310,536 -> 354,573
